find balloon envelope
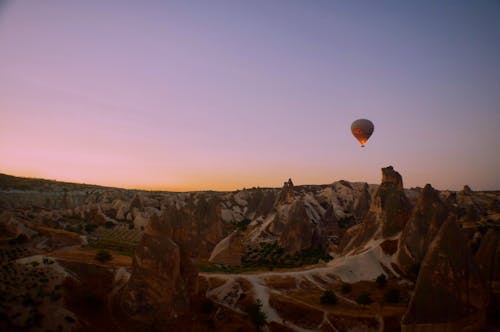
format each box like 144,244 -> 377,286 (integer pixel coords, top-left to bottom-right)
351,119 -> 374,147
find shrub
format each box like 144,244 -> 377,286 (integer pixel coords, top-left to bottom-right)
247,299 -> 267,330
104,221 -> 114,229
341,283 -> 352,294
9,234 -> 28,245
84,224 -> 97,233
409,263 -> 421,279
95,250 -> 112,263
383,288 -> 400,303
201,299 -> 214,314
236,218 -> 252,231
356,292 -> 373,306
320,290 -> 338,305
376,274 -> 387,288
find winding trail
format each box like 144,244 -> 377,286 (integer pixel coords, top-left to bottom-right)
201,243 -> 397,331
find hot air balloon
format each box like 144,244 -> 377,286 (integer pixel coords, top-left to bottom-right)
351,119 -> 374,147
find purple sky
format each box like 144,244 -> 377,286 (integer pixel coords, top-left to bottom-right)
1,1 -> 499,191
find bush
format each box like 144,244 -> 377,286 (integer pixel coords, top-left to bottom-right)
356,292 -> 373,306
84,224 -> 97,233
409,263 -> 421,279
247,299 -> 267,330
201,299 -> 215,314
376,274 -> 387,288
320,290 -> 338,305
383,288 -> 400,303
341,283 -> 352,294
104,221 -> 114,229
236,219 -> 252,231
9,234 -> 28,245
95,250 -> 112,263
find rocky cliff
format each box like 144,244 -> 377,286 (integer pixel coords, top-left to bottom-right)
342,166 -> 412,253
396,184 -> 449,277
401,218 -> 488,331
123,208 -> 202,319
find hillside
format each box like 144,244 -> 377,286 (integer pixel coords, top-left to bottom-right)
0,169 -> 499,331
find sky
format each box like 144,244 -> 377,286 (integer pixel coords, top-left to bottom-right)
0,0 -> 499,191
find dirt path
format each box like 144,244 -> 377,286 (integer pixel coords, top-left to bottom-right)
201,245 -> 396,332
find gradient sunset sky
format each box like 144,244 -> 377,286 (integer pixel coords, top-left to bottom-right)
1,1 -> 499,191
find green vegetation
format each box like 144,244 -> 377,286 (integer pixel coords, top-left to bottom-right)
383,288 -> 400,303
409,263 -> 421,279
88,225 -> 142,256
201,299 -> 215,314
0,247 -> 30,264
338,216 -> 355,229
356,292 -> 373,306
241,242 -> 331,269
200,242 -> 332,273
235,218 -> 252,231
320,290 -> 338,305
247,299 -> 267,331
84,224 -> 97,233
64,225 -> 82,233
8,234 -> 29,245
341,283 -> 352,294
95,250 -> 112,263
376,274 -> 387,288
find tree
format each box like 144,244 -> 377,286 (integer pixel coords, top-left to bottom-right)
383,288 -> 400,304
95,250 -> 112,263
356,292 -> 373,306
376,273 -> 387,288
409,263 -> 421,279
84,224 -> 97,233
201,299 -> 214,314
320,290 -> 338,305
341,283 -> 352,294
247,299 -> 267,331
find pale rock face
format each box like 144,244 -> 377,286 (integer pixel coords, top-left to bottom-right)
342,166 -> 411,253
113,199 -> 129,220
276,178 -> 295,205
133,213 -> 149,229
208,230 -> 245,266
381,165 -> 403,190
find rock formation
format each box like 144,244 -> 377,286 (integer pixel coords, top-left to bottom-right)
278,199 -> 325,254
276,178 -> 295,205
342,166 -> 411,253
124,214 -> 193,317
353,183 -> 371,222
396,184 -> 449,277
208,230 -> 245,266
401,218 -> 488,331
475,229 -> 500,316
